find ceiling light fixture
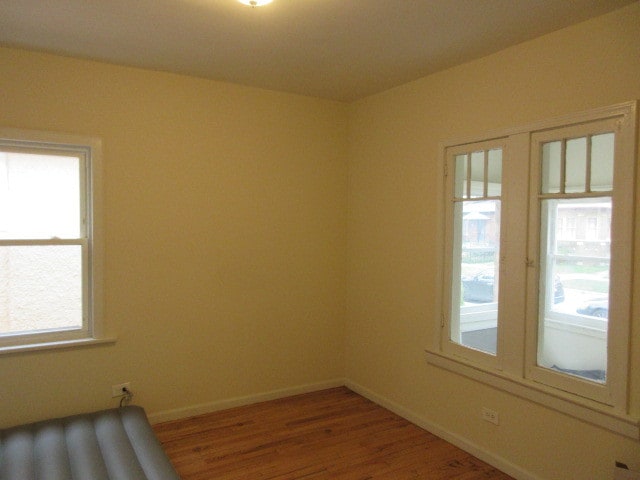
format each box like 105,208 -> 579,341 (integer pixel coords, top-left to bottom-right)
238,0 -> 273,7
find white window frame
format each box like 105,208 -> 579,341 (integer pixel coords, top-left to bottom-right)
526,117 -> 632,408
442,139 -> 506,371
0,128 -> 111,354
426,101 -> 639,439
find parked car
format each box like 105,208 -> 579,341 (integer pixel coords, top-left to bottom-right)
576,299 -> 608,318
462,270 -> 564,304
462,270 -> 496,303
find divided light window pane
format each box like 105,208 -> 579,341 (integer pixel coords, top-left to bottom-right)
487,149 -> 502,197
565,137 -> 587,193
454,154 -> 467,198
590,133 -> 614,192
470,151 -> 485,198
541,142 -> 561,194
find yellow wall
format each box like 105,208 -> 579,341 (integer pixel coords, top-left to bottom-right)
1,2 -> 639,479
0,47 -> 348,425
346,2 -> 640,479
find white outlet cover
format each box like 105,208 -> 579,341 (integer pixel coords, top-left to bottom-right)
111,382 -> 131,397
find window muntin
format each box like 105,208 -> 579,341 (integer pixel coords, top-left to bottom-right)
0,131 -> 102,350
446,144 -> 503,359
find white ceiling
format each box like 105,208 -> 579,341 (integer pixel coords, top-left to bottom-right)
0,0 -> 634,102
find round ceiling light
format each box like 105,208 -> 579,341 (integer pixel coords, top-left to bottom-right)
238,0 -> 273,6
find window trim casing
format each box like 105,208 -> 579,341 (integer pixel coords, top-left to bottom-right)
0,128 -> 112,353
427,101 -> 639,439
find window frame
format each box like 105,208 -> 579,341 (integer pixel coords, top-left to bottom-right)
525,118 -> 632,408
442,138 -> 506,370
427,101 -> 639,438
0,128 -> 111,353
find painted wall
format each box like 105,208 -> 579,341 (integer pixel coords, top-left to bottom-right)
346,3 -> 640,480
0,47 -> 348,426
1,3 -> 640,480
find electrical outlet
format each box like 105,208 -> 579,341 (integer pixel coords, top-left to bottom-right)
111,382 -> 131,397
481,407 -> 499,425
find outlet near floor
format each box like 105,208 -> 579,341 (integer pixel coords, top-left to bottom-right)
111,382 -> 131,398
481,407 -> 499,425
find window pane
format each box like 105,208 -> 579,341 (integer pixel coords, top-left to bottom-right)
590,133 -> 614,192
469,151 -> 484,198
537,197 -> 610,383
0,245 -> 83,335
0,152 -> 81,240
451,199 -> 501,355
454,154 -> 467,198
541,141 -> 561,194
565,137 -> 587,193
487,149 -> 502,197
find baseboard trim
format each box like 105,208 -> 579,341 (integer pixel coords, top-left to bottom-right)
147,378 -> 345,425
344,379 -> 543,480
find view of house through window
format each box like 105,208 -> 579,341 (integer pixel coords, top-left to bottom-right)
0,149 -> 85,338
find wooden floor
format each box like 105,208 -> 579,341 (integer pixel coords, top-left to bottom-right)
153,387 -> 514,480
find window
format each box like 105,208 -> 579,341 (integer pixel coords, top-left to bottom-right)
445,141 -> 503,363
429,102 -> 638,437
0,128 -> 106,352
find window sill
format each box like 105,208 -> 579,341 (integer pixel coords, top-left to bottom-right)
0,336 -> 117,355
424,349 -> 639,439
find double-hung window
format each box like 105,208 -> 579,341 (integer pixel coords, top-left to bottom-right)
0,129 -> 105,352
430,102 -> 638,437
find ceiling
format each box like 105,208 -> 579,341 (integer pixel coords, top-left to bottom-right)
0,0 -> 634,102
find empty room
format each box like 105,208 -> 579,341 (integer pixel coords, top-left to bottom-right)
0,1 -> 639,479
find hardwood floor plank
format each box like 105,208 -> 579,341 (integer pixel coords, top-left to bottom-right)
153,387 -> 513,479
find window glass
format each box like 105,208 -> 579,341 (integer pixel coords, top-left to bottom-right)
538,197 -> 610,383
0,245 -> 83,335
470,151 -> 485,198
590,133 -> 614,192
541,141 -> 561,194
487,149 -> 502,197
0,152 -> 81,240
454,154 -> 467,198
565,137 -> 587,193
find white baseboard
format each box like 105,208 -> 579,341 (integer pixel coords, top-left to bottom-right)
147,378 -> 345,425
344,379 -> 543,480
